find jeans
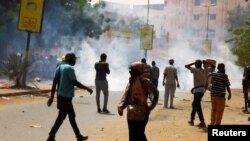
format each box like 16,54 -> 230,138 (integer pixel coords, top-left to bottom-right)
48,98 -> 81,138
95,80 -> 109,110
191,92 -> 205,123
151,79 -> 158,88
127,112 -> 149,141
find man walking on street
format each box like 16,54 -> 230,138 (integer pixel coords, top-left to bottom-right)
185,59 -> 207,128
95,53 -> 110,113
141,58 -> 151,79
163,59 -> 180,109
47,53 -> 93,141
151,61 -> 160,88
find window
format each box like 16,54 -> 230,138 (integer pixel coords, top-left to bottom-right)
210,14 -> 216,20
193,14 -> 200,20
194,0 -> 200,6
208,29 -> 215,38
210,0 -> 217,5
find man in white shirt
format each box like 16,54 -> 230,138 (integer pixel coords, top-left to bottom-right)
163,59 -> 180,109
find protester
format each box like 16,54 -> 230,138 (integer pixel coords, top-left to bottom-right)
141,58 -> 151,79
95,53 -> 110,113
204,59 -> 216,91
242,66 -> 250,113
47,53 -> 93,141
151,61 -> 160,88
162,59 -> 180,108
117,61 -> 159,141
209,63 -> 231,125
185,60 -> 208,128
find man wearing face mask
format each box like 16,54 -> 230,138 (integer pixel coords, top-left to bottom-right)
47,53 -> 93,141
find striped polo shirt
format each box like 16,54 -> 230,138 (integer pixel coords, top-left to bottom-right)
210,72 -> 230,97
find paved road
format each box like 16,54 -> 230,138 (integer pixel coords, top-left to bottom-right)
0,90 -> 125,141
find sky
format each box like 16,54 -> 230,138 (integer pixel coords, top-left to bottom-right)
91,0 -> 164,6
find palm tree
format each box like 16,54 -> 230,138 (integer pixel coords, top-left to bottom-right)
0,52 -> 28,88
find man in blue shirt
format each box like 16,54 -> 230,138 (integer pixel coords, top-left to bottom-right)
47,53 -> 93,141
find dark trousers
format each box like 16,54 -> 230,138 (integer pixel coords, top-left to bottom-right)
191,92 -> 205,123
151,79 -> 158,88
127,113 -> 149,141
243,92 -> 250,110
48,97 -> 81,138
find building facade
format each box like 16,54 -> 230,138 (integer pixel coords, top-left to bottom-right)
163,0 -> 248,42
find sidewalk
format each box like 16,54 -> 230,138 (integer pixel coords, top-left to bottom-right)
0,81 -> 52,97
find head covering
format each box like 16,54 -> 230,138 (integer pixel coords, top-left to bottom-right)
130,61 -> 145,73
205,59 -> 216,67
65,53 -> 77,62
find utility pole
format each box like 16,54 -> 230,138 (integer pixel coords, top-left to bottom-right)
203,3 -> 215,56
144,0 -> 150,59
204,4 -> 215,40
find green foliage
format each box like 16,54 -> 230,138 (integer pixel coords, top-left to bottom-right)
0,53 -> 25,82
228,18 -> 250,66
0,0 -> 20,26
226,4 -> 250,67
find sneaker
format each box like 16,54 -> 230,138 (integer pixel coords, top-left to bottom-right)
170,106 -> 175,109
197,122 -> 206,128
97,108 -> 102,113
102,109 -> 110,114
188,120 -> 194,126
77,135 -> 88,141
47,137 -> 55,141
242,109 -> 248,113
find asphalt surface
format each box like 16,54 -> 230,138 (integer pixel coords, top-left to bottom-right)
0,90 -> 125,141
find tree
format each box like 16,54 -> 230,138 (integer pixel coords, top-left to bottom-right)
0,52 -> 31,88
0,0 -> 111,88
226,4 -> 250,67
228,18 -> 250,66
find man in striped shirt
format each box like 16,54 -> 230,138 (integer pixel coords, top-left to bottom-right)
209,63 -> 232,125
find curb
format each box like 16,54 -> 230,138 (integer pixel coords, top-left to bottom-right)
0,89 -> 51,97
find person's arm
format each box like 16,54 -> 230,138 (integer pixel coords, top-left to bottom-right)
226,86 -> 232,100
205,74 -> 212,91
185,62 -> 195,70
163,74 -> 166,86
242,78 -> 247,93
73,80 -> 93,94
146,81 -> 159,111
118,84 -> 130,116
106,63 -> 110,74
175,68 -> 180,88
175,75 -> 180,88
47,78 -> 58,107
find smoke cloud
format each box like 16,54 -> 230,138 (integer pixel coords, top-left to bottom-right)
0,2 -> 243,93
42,2 -> 244,92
